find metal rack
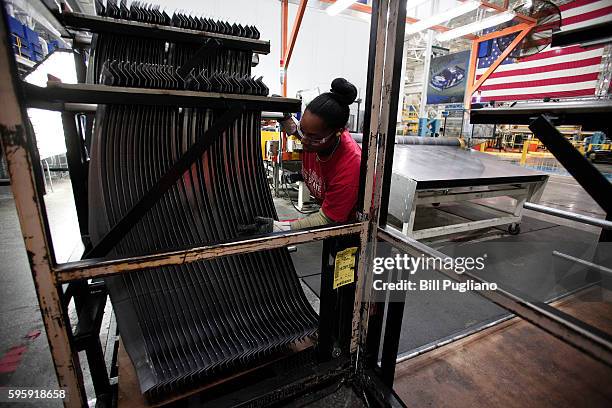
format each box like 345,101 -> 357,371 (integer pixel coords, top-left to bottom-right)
0,2 -> 401,406
470,100 -> 612,130
23,82 -> 301,112
2,1 -> 612,407
60,12 -> 271,54
470,101 -> 612,243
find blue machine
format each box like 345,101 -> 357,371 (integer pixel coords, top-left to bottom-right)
8,15 -> 31,60
47,40 -> 64,53
418,118 -> 441,137
8,15 -> 45,63
590,131 -> 607,146
24,25 -> 44,61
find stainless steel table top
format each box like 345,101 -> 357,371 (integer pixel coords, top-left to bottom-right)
391,145 -> 547,189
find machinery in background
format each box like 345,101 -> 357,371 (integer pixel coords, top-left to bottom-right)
585,131 -> 612,164
261,120 -> 318,213
418,116 -> 441,137
8,14 -> 44,62
6,3 -> 68,75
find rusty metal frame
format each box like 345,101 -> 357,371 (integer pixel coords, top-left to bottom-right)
351,0 -> 406,359
55,223 -> 363,282
4,1 -> 612,406
0,10 -> 87,407
464,22 -> 535,108
0,4 -> 377,406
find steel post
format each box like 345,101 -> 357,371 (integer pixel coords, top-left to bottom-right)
352,0 -> 406,369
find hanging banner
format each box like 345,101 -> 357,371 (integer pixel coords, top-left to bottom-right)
427,50 -> 470,105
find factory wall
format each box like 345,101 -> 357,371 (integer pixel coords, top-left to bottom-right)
149,0 -> 371,113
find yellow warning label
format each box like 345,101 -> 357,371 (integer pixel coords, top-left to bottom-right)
333,247 -> 358,289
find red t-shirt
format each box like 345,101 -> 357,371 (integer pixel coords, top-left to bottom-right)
302,130 -> 362,222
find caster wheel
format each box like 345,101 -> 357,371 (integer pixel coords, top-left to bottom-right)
508,223 -> 521,235
432,203 -> 440,207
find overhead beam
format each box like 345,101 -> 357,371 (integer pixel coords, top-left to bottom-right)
480,1 -> 537,24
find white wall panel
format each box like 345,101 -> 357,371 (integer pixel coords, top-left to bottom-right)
149,0 -> 370,111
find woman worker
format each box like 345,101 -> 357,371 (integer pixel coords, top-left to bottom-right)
252,78 -> 362,232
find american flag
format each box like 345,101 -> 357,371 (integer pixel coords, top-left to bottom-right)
475,0 -> 611,103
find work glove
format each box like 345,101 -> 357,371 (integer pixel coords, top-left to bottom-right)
237,216 -> 291,235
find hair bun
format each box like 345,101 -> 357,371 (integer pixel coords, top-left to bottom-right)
330,78 -> 358,106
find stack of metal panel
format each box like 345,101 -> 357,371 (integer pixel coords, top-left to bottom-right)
89,0 -> 258,83
87,1 -> 317,402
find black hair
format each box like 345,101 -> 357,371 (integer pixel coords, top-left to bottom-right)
305,78 -> 358,130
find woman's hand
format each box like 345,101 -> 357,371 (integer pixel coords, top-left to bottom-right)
279,115 -> 301,138
237,216 -> 290,235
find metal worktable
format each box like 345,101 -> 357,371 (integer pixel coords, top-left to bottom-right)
388,145 -> 548,239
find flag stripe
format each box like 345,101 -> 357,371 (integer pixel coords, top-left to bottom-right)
561,0 -> 609,17
480,73 -> 600,91
519,44 -> 602,62
479,89 -> 597,102
562,14 -> 612,31
559,0 -> 601,12
562,5 -> 612,26
480,81 -> 597,97
477,61 -> 601,84
476,48 -> 603,75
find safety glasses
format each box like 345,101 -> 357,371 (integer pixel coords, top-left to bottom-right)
297,121 -> 337,147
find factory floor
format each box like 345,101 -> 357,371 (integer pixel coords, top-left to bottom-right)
393,286 -> 612,407
0,170 -> 609,407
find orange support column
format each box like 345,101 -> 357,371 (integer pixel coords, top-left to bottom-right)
464,39 -> 480,109
281,0 -> 309,97
281,0 -> 288,96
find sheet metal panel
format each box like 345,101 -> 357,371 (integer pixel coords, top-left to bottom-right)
86,6 -> 317,403
391,145 -> 547,188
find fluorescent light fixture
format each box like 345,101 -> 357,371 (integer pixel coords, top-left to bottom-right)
327,0 -> 357,16
436,11 -> 516,41
405,1 -> 481,35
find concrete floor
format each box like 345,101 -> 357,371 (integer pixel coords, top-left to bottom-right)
0,166 -> 608,406
1,184 -> 63,407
